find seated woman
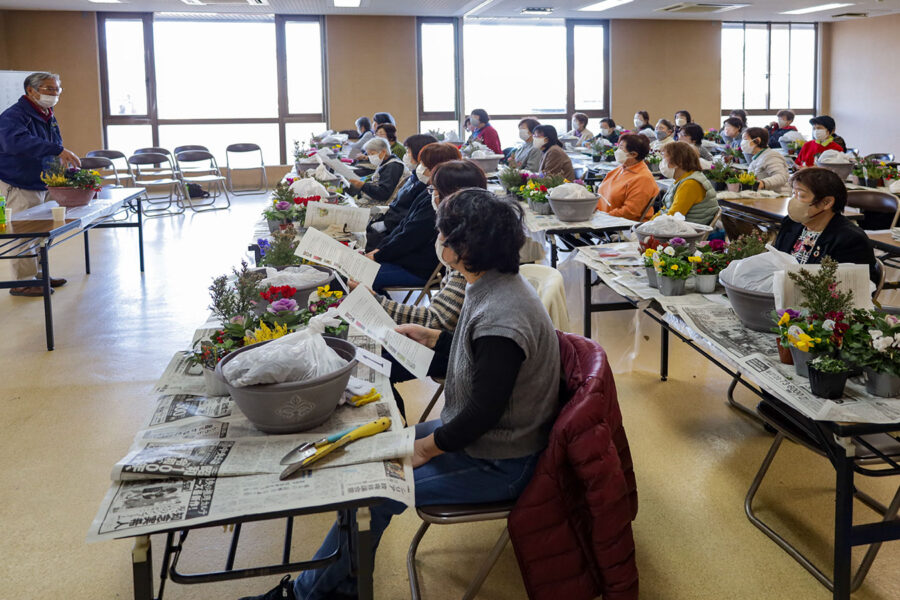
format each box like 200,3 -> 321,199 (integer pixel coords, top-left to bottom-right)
673,109 -> 692,136
346,116 -> 375,159
367,142 -> 461,293
596,134 -> 659,221
633,110 -> 654,135
678,123 -> 714,162
533,125 -> 576,181
375,122 -> 406,159
245,189 -> 561,600
468,108 -> 502,154
654,141 -> 718,225
598,118 -> 619,145
372,111 -> 395,127
566,112 -> 594,147
729,109 -> 748,128
796,115 -> 844,168
742,127 -> 789,194
508,117 -> 542,172
767,109 -> 799,149
365,133 -> 437,250
463,116 -> 475,144
651,119 -> 676,150
721,117 -> 745,149
347,137 -> 405,207
774,168 -> 876,282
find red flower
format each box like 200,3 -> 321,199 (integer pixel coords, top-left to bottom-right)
540,185 -> 547,192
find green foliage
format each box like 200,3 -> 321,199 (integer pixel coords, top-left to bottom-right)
260,227 -> 302,268
498,167 -> 527,193
809,354 -> 849,374
208,260 -> 263,323
727,233 -> 767,260
788,256 -> 854,317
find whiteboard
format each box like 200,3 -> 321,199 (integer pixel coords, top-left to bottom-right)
0,70 -> 40,112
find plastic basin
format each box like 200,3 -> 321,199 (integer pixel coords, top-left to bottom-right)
720,279 -> 776,332
816,161 -> 853,181
468,156 -> 502,173
548,195 -> 598,222
215,336 -> 358,434
634,229 -> 709,252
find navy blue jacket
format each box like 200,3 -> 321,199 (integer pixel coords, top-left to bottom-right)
0,96 -> 64,190
375,189 -> 439,280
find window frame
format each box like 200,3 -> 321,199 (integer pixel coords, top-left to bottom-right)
416,17 -> 610,135
97,12 -> 328,165
720,21 -> 818,119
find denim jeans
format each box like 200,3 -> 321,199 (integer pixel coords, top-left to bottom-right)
371,262 -> 427,296
293,420 -> 540,599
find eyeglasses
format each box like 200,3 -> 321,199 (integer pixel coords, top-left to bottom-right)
37,86 -> 62,94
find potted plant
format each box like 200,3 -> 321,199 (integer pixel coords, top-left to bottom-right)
725,175 -> 741,193
883,164 -> 898,188
843,312 -> 900,397
590,138 -> 607,162
691,239 -> 727,293
807,355 -> 851,399
703,161 -> 736,192
727,232 -> 768,260
852,158 -> 888,188
498,167 -> 527,197
722,147 -> 745,165
655,246 -> 690,296
519,173 -> 563,215
602,146 -> 617,162
264,181 -> 307,232
40,166 -> 103,207
642,248 -> 659,288
704,128 -> 723,143
644,152 -> 662,174
737,172 -> 757,191
258,226 -> 302,269
771,309 -> 801,364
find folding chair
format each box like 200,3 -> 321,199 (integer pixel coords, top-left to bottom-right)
80,156 -> 121,187
128,152 -> 185,218
86,149 -> 134,186
175,150 -> 231,212
135,147 -> 179,181
225,143 -> 268,195
174,145 -> 213,176
382,264 -> 444,307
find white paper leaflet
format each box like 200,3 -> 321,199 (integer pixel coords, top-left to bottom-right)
304,201 -> 370,233
295,226 -> 380,287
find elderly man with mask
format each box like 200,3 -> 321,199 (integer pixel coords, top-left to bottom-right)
0,72 -> 81,297
347,137 -> 405,208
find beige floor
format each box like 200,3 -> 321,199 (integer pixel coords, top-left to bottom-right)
1,193 -> 899,600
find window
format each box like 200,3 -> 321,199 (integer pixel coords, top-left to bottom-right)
720,22 -> 817,121
417,18 -> 609,140
98,14 -> 327,165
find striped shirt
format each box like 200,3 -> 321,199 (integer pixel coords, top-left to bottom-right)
376,269 -> 466,332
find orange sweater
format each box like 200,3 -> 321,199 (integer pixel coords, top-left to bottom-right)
596,162 -> 659,221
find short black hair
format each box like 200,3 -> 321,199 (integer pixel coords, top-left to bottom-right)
376,123 -> 398,143
723,117 -> 744,130
675,110 -> 692,123
810,115 -> 836,134
744,127 -> 769,147
356,116 -> 372,132
470,108 -> 490,124
518,117 -> 540,133
679,123 -> 704,146
600,117 -> 616,129
431,160 -> 488,199
403,133 -> 439,162
636,110 -> 650,123
791,167 -> 848,213
656,119 -> 674,132
437,189 -> 524,275
373,112 -> 395,126
533,124 -> 563,150
730,109 -> 748,125
618,134 -> 650,161
777,109 -> 795,121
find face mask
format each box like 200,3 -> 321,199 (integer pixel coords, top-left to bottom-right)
600,128 -> 611,137
788,195 -> 823,224
435,237 -> 453,269
778,118 -> 789,128
533,136 -> 547,150
740,139 -> 754,155
36,94 -> 59,108
431,190 -> 439,213
416,163 -> 430,184
633,118 -> 643,128
814,128 -> 829,141
368,153 -> 383,168
614,148 -> 629,164
518,128 -> 530,142
675,117 -> 687,127
655,130 -> 668,141
470,117 -> 481,127
402,153 -> 414,170
659,158 -> 675,179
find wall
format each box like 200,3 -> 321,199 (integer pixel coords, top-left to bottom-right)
609,19 -> 721,131
824,13 -> 900,155
0,11 -> 103,156
324,15 -> 418,142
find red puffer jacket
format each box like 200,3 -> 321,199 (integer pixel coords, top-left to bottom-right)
508,331 -> 639,600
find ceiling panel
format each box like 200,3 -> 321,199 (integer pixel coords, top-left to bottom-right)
0,0 -> 897,22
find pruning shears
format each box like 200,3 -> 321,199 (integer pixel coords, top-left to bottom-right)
279,417 -> 392,480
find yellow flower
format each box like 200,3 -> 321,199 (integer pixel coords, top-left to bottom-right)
243,321 -> 289,345
787,330 -> 815,353
670,264 -> 679,271
687,255 -> 701,263
333,291 -> 343,298
778,312 -> 790,326
643,248 -> 656,258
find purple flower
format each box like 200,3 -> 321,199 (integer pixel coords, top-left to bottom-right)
778,308 -> 801,320
230,315 -> 245,325
267,298 -> 298,313
669,237 -> 686,246
275,201 -> 291,211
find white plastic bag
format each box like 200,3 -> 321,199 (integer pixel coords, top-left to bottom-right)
719,245 -> 797,293
259,265 -> 332,290
223,311 -> 348,387
549,182 -> 594,200
635,213 -> 709,236
289,178 -> 330,199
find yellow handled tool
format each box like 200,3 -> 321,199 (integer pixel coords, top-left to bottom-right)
348,388 -> 381,407
279,417 -> 392,480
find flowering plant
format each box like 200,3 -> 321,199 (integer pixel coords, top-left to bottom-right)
293,140 -> 313,163
788,257 -> 854,317
191,320 -> 253,369
694,251 -> 727,276
297,285 -> 348,337
852,158 -> 892,181
737,172 -> 757,187
655,247 -> 691,280
41,167 -> 103,191
722,147 -> 744,164
809,354 -> 850,374
727,233 -> 767,260
499,167 -> 527,194
787,140 -> 804,154
704,128 -> 723,142
244,321 -> 290,346
644,151 -> 662,166
518,173 -> 564,204
703,161 -> 738,184
259,226 -> 301,268
840,311 -> 900,376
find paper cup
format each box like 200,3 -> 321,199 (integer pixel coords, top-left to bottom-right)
51,207 -> 66,221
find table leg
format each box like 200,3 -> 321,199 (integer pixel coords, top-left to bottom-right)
550,235 -> 558,268
40,245 -> 54,351
356,506 -> 374,600
832,453 -> 854,600
137,196 -> 145,273
583,265 -> 592,339
83,230 -> 91,274
132,535 -> 154,600
660,323 -> 669,382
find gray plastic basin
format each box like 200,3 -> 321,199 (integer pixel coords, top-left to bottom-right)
548,195 -> 598,222
720,279 -> 776,332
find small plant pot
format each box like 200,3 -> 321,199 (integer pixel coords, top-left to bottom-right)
648,163 -> 660,174
777,341 -> 794,365
861,178 -> 884,189
592,154 -> 603,163
203,367 -> 230,397
695,273 -> 717,293
808,366 -> 849,400
726,182 -> 741,193
529,199 -> 552,215
267,219 -> 283,234
790,346 -> 816,378
848,174 -> 859,185
864,368 -> 900,397
712,181 -> 727,191
47,186 -> 95,208
645,266 -> 658,288
658,276 -> 685,296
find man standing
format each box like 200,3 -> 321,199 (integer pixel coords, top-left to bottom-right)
0,72 -> 81,296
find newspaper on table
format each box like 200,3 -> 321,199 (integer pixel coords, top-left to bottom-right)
336,286 -> 434,379
295,226 -> 380,287
304,201 -> 370,233
154,351 -> 208,396
523,207 -> 636,234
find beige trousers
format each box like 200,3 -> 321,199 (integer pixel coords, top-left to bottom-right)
0,180 -> 47,279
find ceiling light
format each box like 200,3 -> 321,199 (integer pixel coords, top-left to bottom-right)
334,0 -> 361,7
579,0 -> 633,11
521,7 -> 554,14
780,3 -> 853,14
88,0 -> 123,3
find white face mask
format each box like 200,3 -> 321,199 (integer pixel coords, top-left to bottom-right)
435,237 -> 453,269
533,136 -> 547,150
675,117 -> 687,127
431,189 -> 440,213
614,148 -> 630,164
600,128 -> 611,137
655,130 -> 668,141
740,139 -> 754,155
368,153 -> 383,168
36,94 -> 58,108
778,118 -> 789,128
813,127 -> 829,141
402,153 -> 414,170
518,128 -> 531,142
634,117 -> 643,128
659,158 -> 675,179
416,163 -> 430,184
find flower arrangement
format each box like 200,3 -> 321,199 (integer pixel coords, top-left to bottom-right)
704,128 -> 723,143
655,242 -> 692,280
208,260 -> 264,324
737,172 -> 757,188
727,233 -> 767,260
704,161 -> 738,184
852,158 -> 892,184
499,167 -> 527,194
840,311 -> 900,378
518,173 -> 565,204
722,147 -> 744,164
259,226 -> 301,268
644,152 -> 662,167
40,167 -> 103,191
244,321 -> 290,346
590,137 -> 608,157
263,181 -> 310,224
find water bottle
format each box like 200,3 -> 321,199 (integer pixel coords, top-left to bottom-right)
0,196 -> 6,226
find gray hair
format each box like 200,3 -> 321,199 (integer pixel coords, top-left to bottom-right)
363,137 -> 390,155
24,72 -> 60,92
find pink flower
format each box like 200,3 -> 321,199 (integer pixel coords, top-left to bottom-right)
267,298 -> 299,313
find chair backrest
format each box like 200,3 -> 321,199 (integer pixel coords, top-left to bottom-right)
174,145 -> 209,155
846,190 -> 898,213
866,152 -> 895,163
136,147 -> 174,159
874,257 -> 885,300
128,152 -> 174,168
519,264 -> 570,331
87,149 -> 126,161
80,156 -> 115,170
176,150 -> 215,164
226,143 -> 261,153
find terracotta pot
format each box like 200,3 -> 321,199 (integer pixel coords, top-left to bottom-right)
47,187 -> 95,208
777,341 -> 794,365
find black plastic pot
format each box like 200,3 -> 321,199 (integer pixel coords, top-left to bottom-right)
808,366 -> 849,399
712,181 -> 727,191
